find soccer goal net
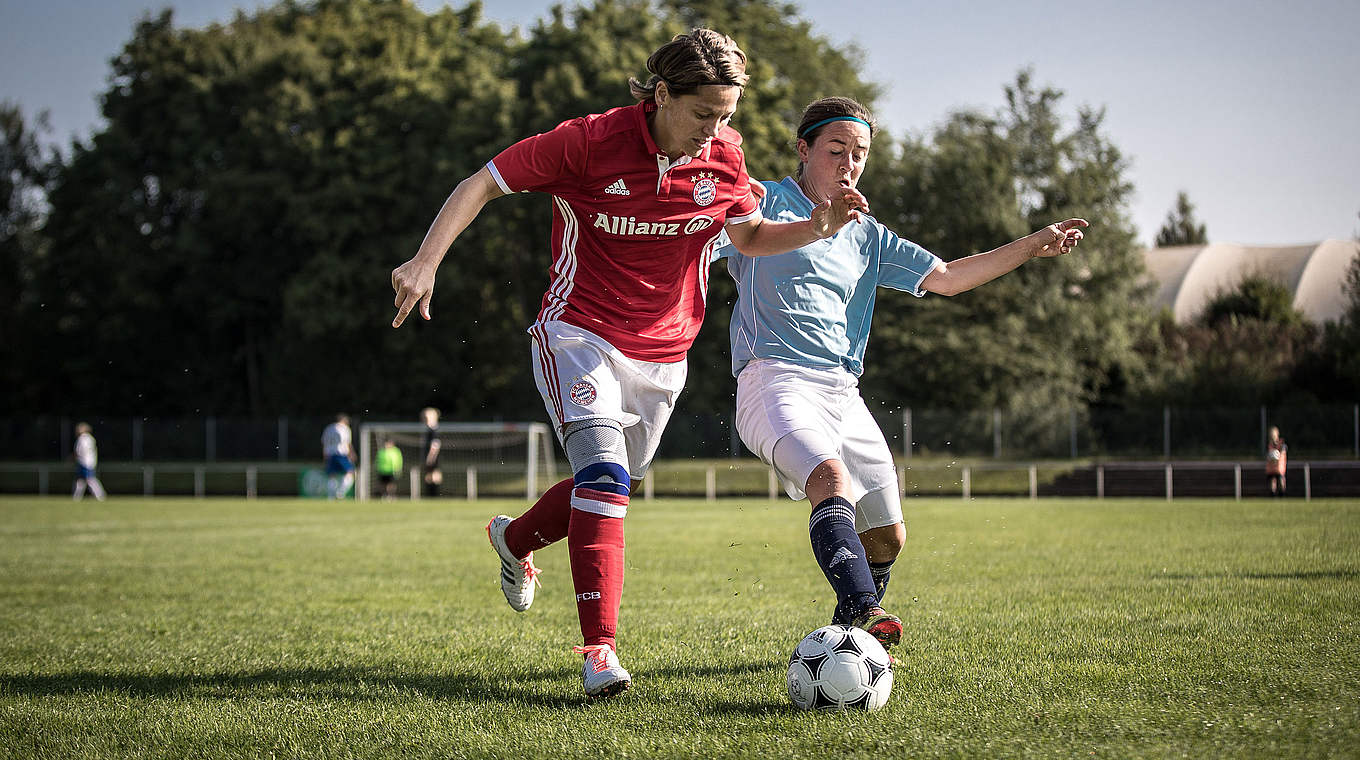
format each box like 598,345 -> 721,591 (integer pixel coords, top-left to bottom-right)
356,422 -> 557,501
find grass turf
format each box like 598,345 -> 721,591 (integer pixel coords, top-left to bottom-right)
0,495 -> 1356,759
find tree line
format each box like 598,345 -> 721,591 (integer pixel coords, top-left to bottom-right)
3,0 -> 1356,431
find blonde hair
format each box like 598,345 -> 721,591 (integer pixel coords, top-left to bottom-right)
628,29 -> 749,101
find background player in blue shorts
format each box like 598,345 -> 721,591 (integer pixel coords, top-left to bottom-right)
718,96 -> 1088,651
321,413 -> 355,500
72,422 -> 107,501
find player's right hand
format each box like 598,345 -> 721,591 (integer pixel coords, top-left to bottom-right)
391,257 -> 436,327
811,185 -> 870,239
1036,218 -> 1089,257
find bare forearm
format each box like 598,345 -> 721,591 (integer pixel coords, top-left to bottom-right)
925,219 -> 1088,296
413,168 -> 501,266
391,167 -> 503,326
730,218 -> 825,257
727,186 -> 869,257
927,232 -> 1046,295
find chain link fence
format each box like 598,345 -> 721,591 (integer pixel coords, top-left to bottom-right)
3,404 -> 1356,464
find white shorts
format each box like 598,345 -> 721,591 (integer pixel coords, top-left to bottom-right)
735,359 -> 902,530
530,320 -> 686,480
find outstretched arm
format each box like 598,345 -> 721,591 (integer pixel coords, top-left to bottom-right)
922,219 -> 1089,296
724,185 -> 869,257
391,167 -> 505,327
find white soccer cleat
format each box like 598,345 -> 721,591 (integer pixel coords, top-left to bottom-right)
486,515 -> 541,612
574,644 -> 632,699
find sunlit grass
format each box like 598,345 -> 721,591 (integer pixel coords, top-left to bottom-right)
0,496 -> 1356,759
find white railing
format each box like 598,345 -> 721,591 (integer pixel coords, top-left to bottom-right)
0,462 -> 303,499
3,460 -> 1357,500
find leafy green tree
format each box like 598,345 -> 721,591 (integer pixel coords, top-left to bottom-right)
1155,191 -> 1208,247
11,0 -> 1169,440
850,72 -> 1154,435
1149,316 -> 1317,406
1201,275 -> 1304,328
1142,275 -> 1322,406
1296,252 -> 1360,401
36,0 -> 519,416
0,103 -> 58,414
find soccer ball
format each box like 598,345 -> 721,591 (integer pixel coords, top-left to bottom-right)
787,624 -> 894,711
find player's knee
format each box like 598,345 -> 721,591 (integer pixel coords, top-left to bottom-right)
860,523 -> 905,563
573,461 -> 630,495
885,522 -> 906,556
563,418 -> 631,496
804,459 -> 851,504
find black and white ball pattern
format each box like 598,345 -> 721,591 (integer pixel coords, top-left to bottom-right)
787,624 -> 894,711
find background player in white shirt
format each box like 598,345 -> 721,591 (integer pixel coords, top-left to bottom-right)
390,31 -> 866,698
719,96 -> 1088,651
321,413 -> 355,500
72,422 -> 106,501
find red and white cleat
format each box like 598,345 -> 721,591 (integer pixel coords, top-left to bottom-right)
574,643 -> 631,699
852,606 -> 903,650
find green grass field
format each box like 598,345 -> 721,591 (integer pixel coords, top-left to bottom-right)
1,496 -> 1357,759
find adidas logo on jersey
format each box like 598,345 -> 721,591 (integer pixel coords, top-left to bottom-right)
604,178 -> 630,196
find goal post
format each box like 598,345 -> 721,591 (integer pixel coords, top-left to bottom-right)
357,422 -> 557,502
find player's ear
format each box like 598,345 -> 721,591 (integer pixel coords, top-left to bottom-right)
796,137 -> 810,164
654,80 -> 670,109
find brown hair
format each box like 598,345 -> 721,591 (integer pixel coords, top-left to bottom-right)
628,29 -> 749,101
795,96 -> 877,145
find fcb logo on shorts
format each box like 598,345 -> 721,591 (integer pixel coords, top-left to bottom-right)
693,173 -> 717,207
569,380 -> 597,406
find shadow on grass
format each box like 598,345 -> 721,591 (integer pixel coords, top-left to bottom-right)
0,659 -> 792,713
0,667 -> 578,707
1152,569 -> 1358,581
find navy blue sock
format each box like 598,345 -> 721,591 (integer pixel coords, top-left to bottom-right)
810,496 -> 879,624
831,564 -> 893,625
869,560 -> 893,603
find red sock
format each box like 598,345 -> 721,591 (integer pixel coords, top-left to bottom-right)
504,477 -> 573,559
568,506 -> 625,650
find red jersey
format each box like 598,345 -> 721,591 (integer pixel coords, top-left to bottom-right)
487,101 -> 760,362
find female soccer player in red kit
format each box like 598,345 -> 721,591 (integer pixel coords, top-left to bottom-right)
390,29 -> 866,698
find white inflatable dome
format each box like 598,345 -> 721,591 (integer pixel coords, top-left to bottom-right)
1143,239 -> 1360,324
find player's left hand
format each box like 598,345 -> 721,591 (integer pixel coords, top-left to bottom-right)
811,185 -> 870,239
1035,218 -> 1089,257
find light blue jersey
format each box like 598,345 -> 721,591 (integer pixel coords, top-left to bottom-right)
717,176 -> 942,377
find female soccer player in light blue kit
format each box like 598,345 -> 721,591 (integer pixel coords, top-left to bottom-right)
720,97 -> 1088,650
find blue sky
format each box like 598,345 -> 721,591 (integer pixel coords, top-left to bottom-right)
3,0 -> 1357,246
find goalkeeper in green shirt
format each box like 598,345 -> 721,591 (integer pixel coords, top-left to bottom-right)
376,438 -> 404,501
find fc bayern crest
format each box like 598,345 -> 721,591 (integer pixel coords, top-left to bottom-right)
569,380 -> 597,406
693,172 -> 717,207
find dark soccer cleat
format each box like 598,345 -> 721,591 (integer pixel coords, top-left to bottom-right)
851,607 -> 902,650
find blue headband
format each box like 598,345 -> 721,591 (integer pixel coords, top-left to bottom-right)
798,115 -> 872,140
